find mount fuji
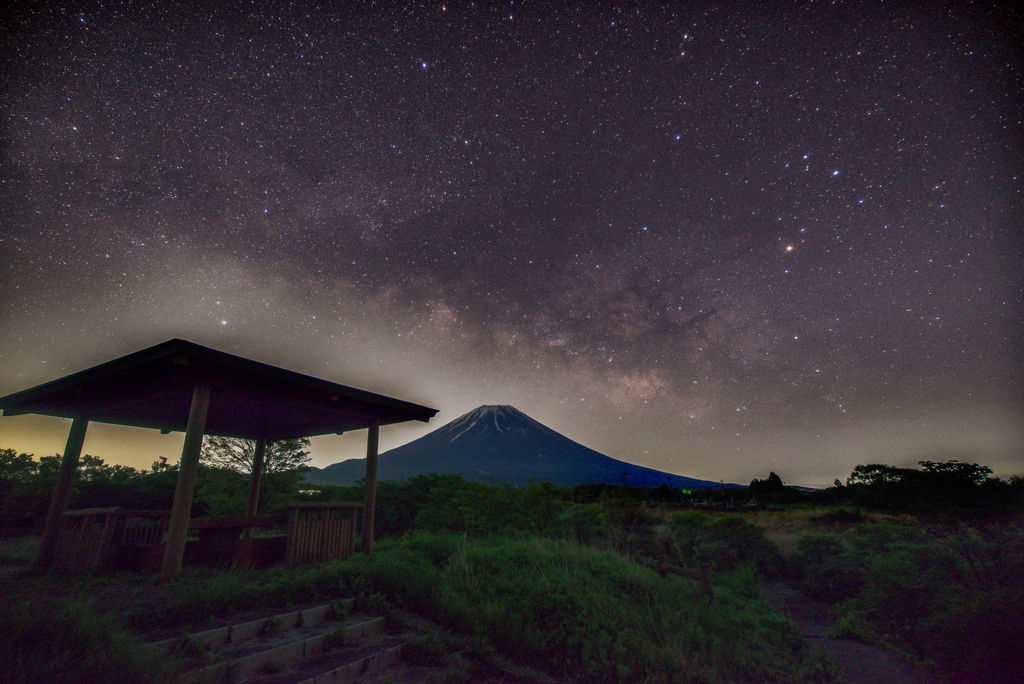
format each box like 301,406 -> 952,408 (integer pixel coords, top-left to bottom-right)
305,405 -> 732,490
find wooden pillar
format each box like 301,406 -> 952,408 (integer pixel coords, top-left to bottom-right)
361,421 -> 380,556
35,417 -> 89,570
244,437 -> 268,538
161,383 -> 212,579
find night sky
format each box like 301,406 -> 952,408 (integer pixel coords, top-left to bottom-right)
2,1 -> 1021,486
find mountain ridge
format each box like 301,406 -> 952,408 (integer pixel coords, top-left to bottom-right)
305,405 -> 739,489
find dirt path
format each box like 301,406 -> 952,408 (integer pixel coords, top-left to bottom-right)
759,583 -> 940,684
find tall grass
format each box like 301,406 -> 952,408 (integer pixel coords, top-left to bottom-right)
0,534 -> 39,566
794,515 -> 1024,684
335,532 -> 839,683
0,598 -> 177,684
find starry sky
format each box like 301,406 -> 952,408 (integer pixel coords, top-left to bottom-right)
1,1 -> 1021,487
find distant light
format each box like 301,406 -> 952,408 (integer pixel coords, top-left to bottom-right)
221,320 -> 227,325
832,170 -> 840,176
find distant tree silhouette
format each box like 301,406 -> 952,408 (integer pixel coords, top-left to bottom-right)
749,471 -> 786,497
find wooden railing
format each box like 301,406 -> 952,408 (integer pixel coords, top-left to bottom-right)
52,508 -> 169,572
285,502 -> 362,565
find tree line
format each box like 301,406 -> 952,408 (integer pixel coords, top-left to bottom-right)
2,440 -> 1020,532
0,437 -> 311,530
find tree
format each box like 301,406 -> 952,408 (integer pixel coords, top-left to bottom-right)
200,436 -> 311,476
0,449 -> 37,483
847,463 -> 907,487
197,436 -> 312,516
749,471 -> 786,496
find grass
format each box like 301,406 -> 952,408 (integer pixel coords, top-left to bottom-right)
334,532 -> 839,683
0,534 -> 39,566
791,512 -> 1024,684
0,529 -> 840,684
0,597 -> 178,684
6,502 -> 1014,683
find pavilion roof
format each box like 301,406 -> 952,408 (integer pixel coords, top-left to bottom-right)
0,339 -> 438,441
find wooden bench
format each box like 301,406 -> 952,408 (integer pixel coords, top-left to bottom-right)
285,502 -> 362,565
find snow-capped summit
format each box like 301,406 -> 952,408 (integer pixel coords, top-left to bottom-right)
422,405 -> 556,443
307,404 -> 729,490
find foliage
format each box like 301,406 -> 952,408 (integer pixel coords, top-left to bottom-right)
792,515 -> 1024,684
844,459 -> 1017,509
0,446 -> 317,526
0,535 -> 39,565
749,471 -> 785,496
1,450 -> 58,527
794,535 -> 864,602
669,512 -> 787,580
336,532 -> 837,683
0,448 -> 37,482
0,598 -> 176,684
302,473 -> 570,539
200,436 -> 311,476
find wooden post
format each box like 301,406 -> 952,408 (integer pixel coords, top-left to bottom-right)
35,417 -> 89,570
361,421 -> 380,556
244,437 -> 268,538
161,383 -> 212,579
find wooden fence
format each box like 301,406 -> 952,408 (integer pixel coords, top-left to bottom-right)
285,502 -> 362,565
52,508 -> 169,572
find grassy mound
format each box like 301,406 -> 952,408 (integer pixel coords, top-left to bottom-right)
336,532 -> 838,683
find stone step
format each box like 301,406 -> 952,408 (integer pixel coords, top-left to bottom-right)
179,615 -> 385,684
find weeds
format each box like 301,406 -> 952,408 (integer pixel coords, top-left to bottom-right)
792,514 -> 1024,684
258,617 -> 280,638
334,532 -> 832,683
0,535 -> 39,565
668,511 -> 787,580
0,597 -> 177,684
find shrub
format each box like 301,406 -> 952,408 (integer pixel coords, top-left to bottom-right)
795,535 -> 863,602
670,512 -> 787,580
793,515 -> 1024,684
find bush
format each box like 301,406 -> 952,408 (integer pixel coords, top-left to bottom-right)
670,512 -> 787,580
795,535 -> 863,602
793,516 -> 1024,684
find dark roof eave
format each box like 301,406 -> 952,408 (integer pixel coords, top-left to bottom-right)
0,339 -> 438,436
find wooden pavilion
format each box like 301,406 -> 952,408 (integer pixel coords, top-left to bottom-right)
0,339 -> 437,577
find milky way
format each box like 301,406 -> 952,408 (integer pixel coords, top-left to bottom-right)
1,2 -> 1021,485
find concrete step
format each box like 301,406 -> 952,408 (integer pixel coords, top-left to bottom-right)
141,600 -> 403,684
179,615 -> 386,683
246,634 -> 406,684
145,600 -> 354,659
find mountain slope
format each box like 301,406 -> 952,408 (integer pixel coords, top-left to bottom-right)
305,405 -> 734,489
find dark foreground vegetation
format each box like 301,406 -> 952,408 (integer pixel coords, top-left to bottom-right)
1,447 -> 1021,683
